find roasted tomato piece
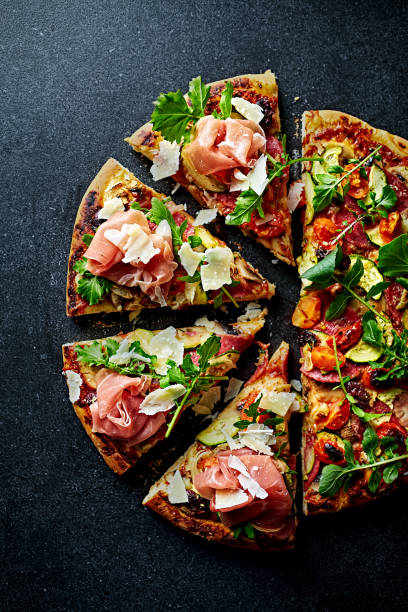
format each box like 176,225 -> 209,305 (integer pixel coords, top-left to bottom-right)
327,321 -> 363,352
379,211 -> 401,243
376,421 -> 407,445
325,400 -> 351,431
248,206 -> 285,238
313,217 -> 337,244
292,296 -> 322,329
311,345 -> 345,371
341,163 -> 369,199
361,367 -> 395,390
314,434 -> 346,465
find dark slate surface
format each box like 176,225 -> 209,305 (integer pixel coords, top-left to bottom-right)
1,1 -> 408,610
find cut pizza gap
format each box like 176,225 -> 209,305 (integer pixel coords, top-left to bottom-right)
125,70 -> 296,265
66,158 -> 275,317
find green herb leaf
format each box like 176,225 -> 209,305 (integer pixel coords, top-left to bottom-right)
362,427 -> 379,463
375,185 -> 397,212
76,274 -> 112,305
318,464 -> 349,497
104,338 -> 120,357
213,292 -> 223,308
233,526 -> 242,539
362,312 -> 383,348
75,341 -> 106,366
188,76 -> 211,116
366,281 -> 391,299
382,461 -> 401,484
82,234 -> 94,246
301,244 -> 343,289
217,81 -> 233,119
225,188 -> 262,226
177,270 -> 202,283
187,235 -> 203,248
378,234 -> 408,277
243,522 -> 255,539
73,258 -> 88,275
344,440 -> 356,466
149,197 -> 183,247
343,257 -> 364,288
197,334 -> 221,371
396,277 -> 408,290
325,290 -> 351,321
368,468 -> 381,493
151,89 -> 194,143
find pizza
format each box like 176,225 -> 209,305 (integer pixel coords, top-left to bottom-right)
143,342 -> 298,551
62,306 -> 267,474
67,158 -> 275,317
125,71 -> 295,265
291,110 -> 408,514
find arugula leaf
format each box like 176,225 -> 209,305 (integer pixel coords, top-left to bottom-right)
301,244 -> 343,289
396,277 -> 408,290
325,290 -> 351,321
177,270 -> 202,283
343,257 -> 364,288
197,335 -> 221,371
188,76 -> 211,116
233,526 -> 242,539
366,281 -> 391,299
362,312 -> 383,348
383,461 -> 401,484
368,469 -> 381,493
76,274 -> 112,306
362,427 -> 379,463
213,292 -> 223,308
187,234 -> 203,248
344,440 -> 356,466
378,234 -> 408,277
375,184 -> 397,212
82,234 -> 94,246
214,81 -> 233,119
243,522 -> 255,539
318,464 -> 350,497
104,338 -> 120,357
75,341 -> 106,366
149,197 -> 183,247
181,353 -> 199,377
130,201 -> 149,212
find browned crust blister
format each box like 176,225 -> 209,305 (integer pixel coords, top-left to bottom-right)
125,71 -> 294,265
300,110 -> 408,516
142,342 -> 297,550
66,158 -> 275,317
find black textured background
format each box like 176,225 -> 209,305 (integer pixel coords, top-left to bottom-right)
2,1 -> 408,610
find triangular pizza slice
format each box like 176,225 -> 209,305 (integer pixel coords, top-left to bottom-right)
126,71 -> 294,265
291,110 -> 408,514
67,158 -> 275,317
62,306 -> 266,474
143,342 -> 298,551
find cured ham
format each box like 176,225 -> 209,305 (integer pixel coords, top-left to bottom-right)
301,359 -> 362,383
84,209 -> 177,305
193,448 -> 292,528
90,369 -> 166,445
183,116 -> 266,177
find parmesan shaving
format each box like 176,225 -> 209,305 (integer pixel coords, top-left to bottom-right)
224,378 -> 244,402
259,391 -> 296,417
200,247 -> 233,291
193,208 -> 218,226
168,470 -> 188,504
178,242 -> 203,276
141,326 -> 184,375
98,197 -> 125,219
231,97 -> 264,124
139,384 -> 186,416
237,302 -> 262,322
108,339 -> 151,366
214,488 -> 248,510
65,370 -> 82,403
150,139 -> 180,181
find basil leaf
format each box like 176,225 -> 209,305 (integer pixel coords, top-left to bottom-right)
325,290 -> 351,321
375,185 -> 397,212
378,235 -> 408,277
188,235 -> 203,248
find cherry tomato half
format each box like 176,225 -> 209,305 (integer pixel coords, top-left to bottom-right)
325,400 -> 351,431
329,321 -> 362,352
376,421 -> 407,443
313,217 -> 338,244
292,296 -> 322,329
379,211 -> 401,243
314,436 -> 346,465
311,345 -> 346,371
341,163 -> 369,199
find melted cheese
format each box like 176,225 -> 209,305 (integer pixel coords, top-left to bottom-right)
200,247 -> 233,291
168,470 -> 189,504
139,384 -> 186,415
150,139 -> 180,181
231,97 -> 264,124
65,370 -> 82,403
98,197 -> 125,219
178,242 -> 203,276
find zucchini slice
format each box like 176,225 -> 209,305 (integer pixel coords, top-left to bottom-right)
349,255 -> 384,299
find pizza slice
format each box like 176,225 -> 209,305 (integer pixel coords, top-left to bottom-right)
291,110 -> 408,514
143,342 -> 298,551
125,71 -> 295,265
67,158 -> 275,317
62,306 -> 266,474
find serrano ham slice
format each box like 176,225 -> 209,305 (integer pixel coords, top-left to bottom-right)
84,209 -> 177,304
90,369 -> 166,445
193,448 -> 292,527
183,116 -> 266,176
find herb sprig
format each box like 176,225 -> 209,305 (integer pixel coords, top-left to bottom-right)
226,153 -> 322,226
233,394 -> 284,432
319,428 -> 408,497
73,257 -> 113,306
